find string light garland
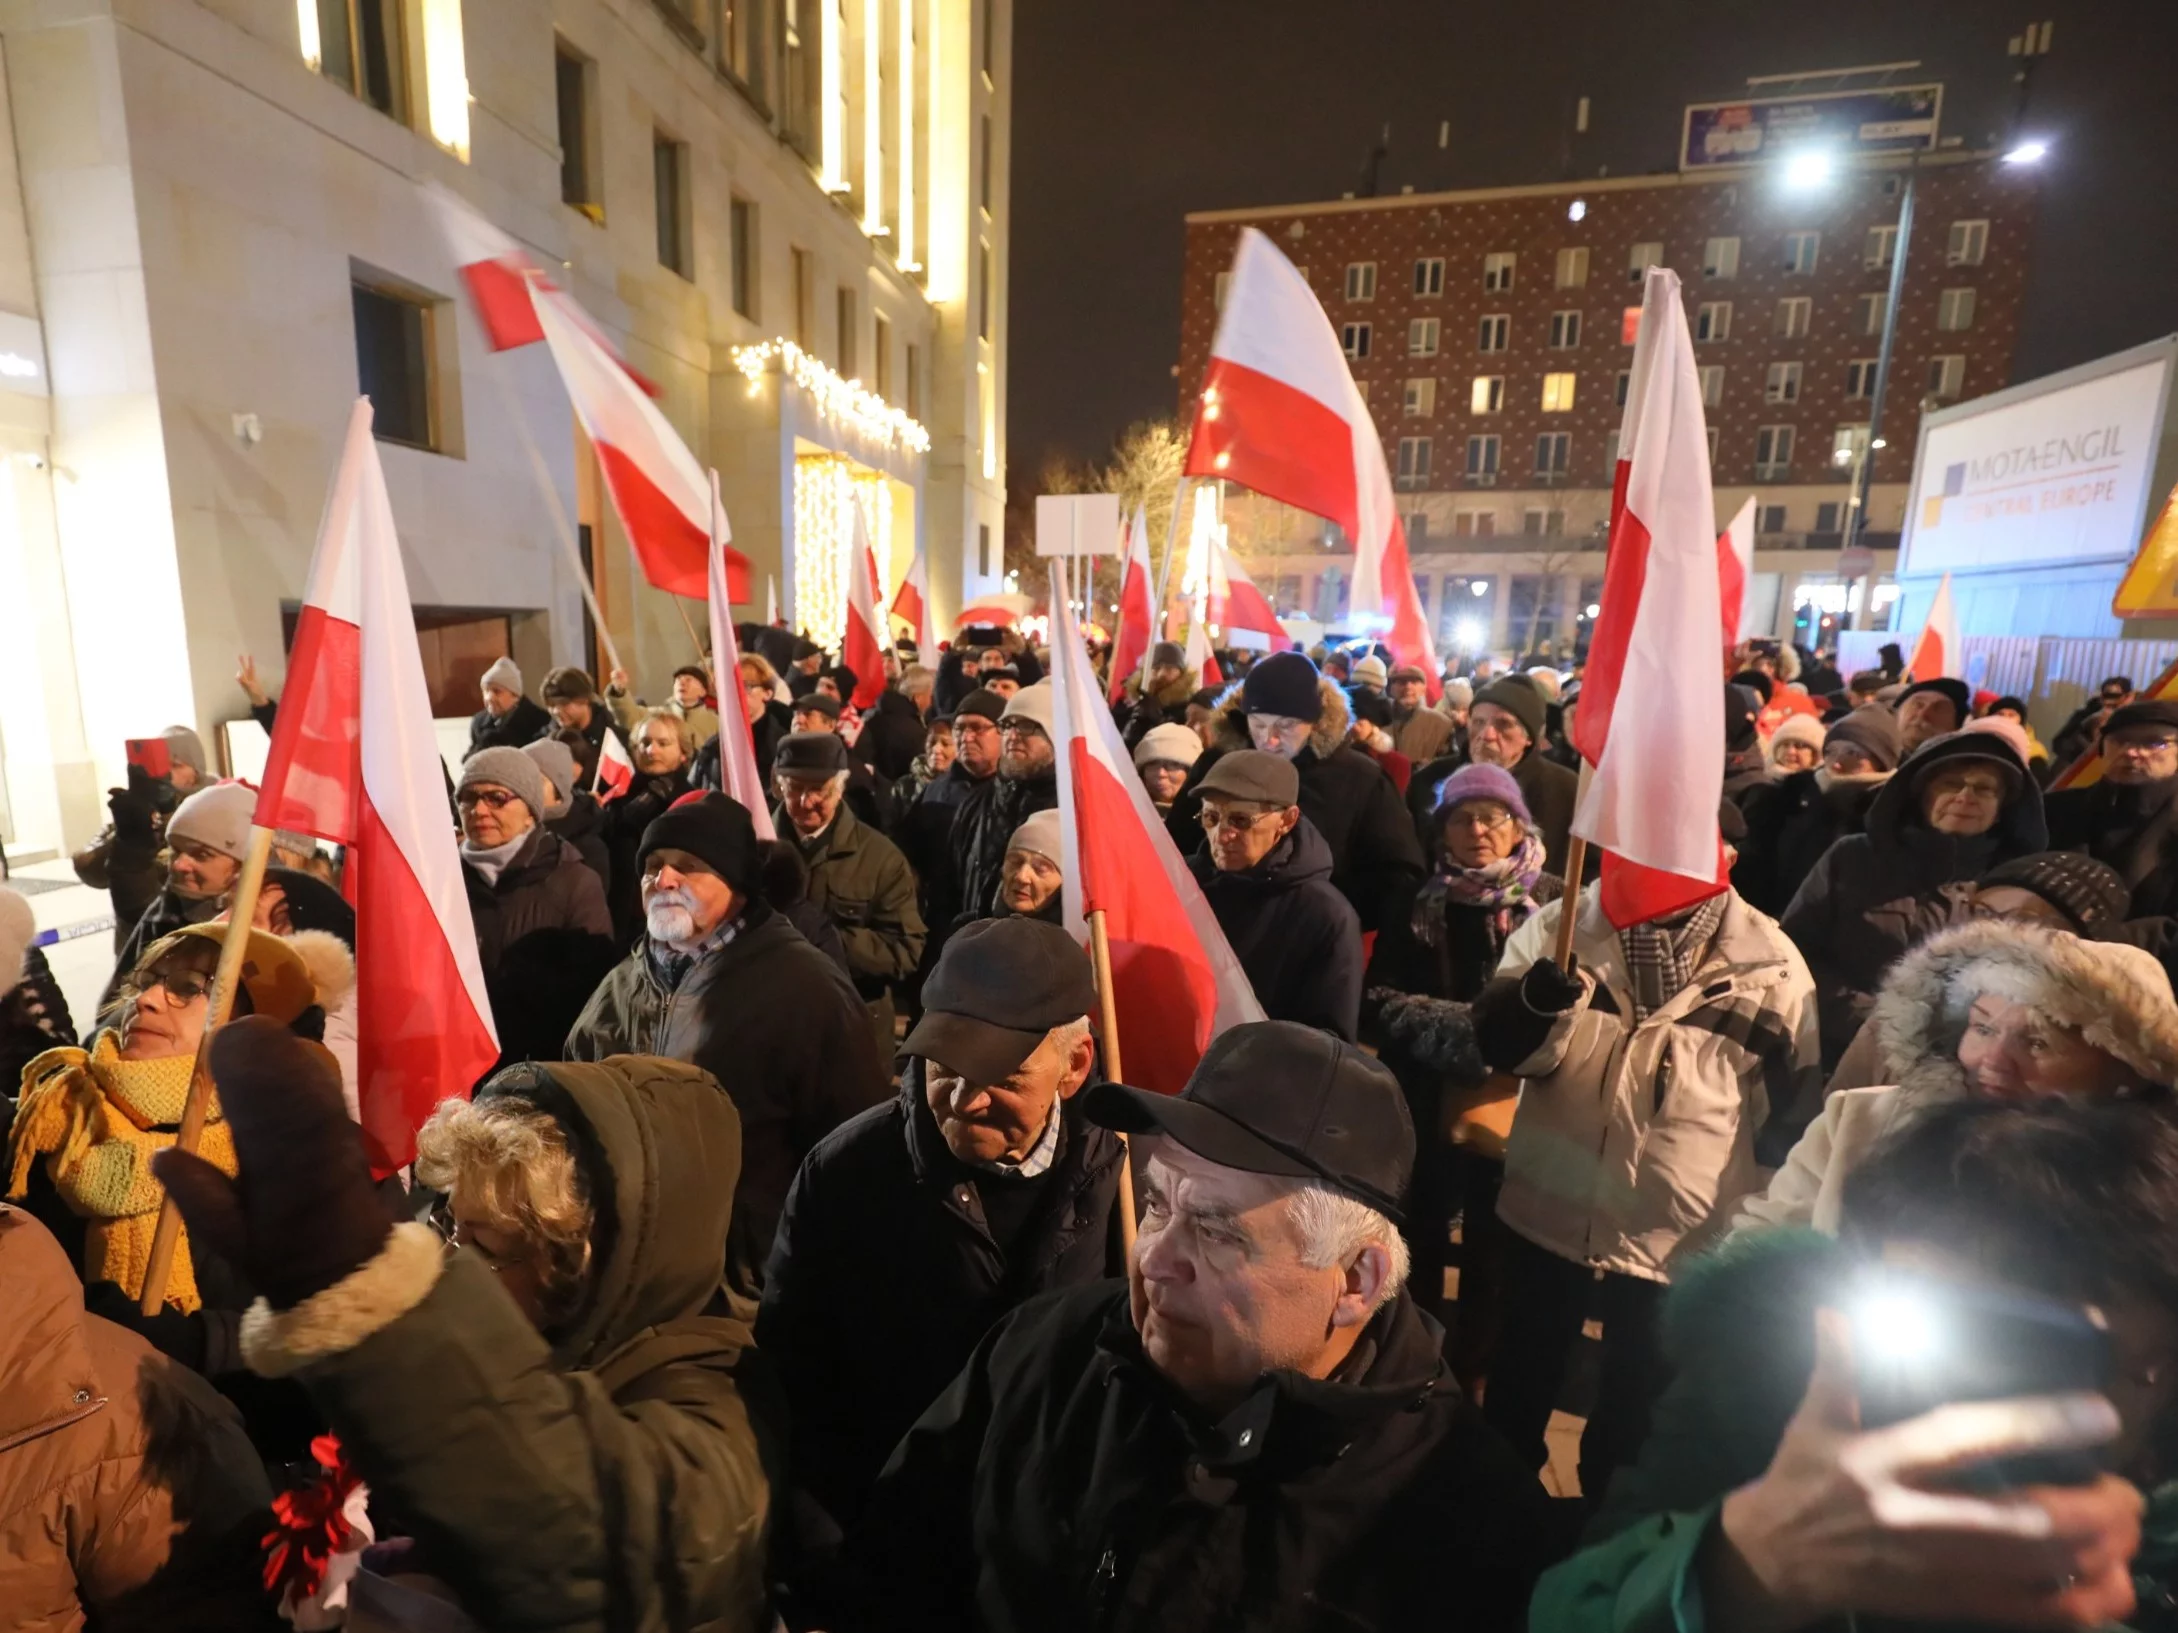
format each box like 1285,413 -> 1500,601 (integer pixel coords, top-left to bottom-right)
732,338 -> 932,456
793,454 -> 898,653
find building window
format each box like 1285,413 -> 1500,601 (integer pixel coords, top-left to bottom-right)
1816,501 -> 1842,533
1938,287 -> 1978,332
1758,503 -> 1788,535
837,286 -> 857,377
1549,310 -> 1582,349
352,276 -> 439,452
1947,219 -> 1989,267
1707,425 -> 1719,463
1470,375 -> 1504,414
729,197 -> 756,318
555,41 -> 598,212
978,522 -> 991,577
905,342 -> 922,417
1477,313 -> 1509,352
1696,301 -> 1731,342
1784,231 -> 1821,274
1845,358 -> 1879,400
1409,317 -> 1441,357
1703,236 -> 1740,279
315,0 -> 406,119
873,313 -> 891,402
1699,365 -> 1724,408
1540,372 -> 1576,413
1627,241 -> 1662,281
1927,353 -> 1965,400
1856,292 -> 1888,336
1214,271 -> 1231,309
654,132 -> 691,278
1483,252 -> 1516,292
1522,508 -> 1566,536
1534,432 -> 1570,477
1404,512 -> 1430,545
1863,223 -> 1898,271
1341,322 -> 1372,359
978,241 -> 992,339
1414,257 -> 1445,296
1556,246 -> 1589,288
791,247 -> 814,348
1765,361 -> 1802,404
1835,425 -> 1871,466
1396,436 -> 1432,489
1404,377 -> 1437,416
1775,296 -> 1811,339
1454,510 -> 1497,538
1465,434 -> 1501,482
1344,261 -> 1377,301
1755,424 -> 1795,478
1615,368 -> 1631,406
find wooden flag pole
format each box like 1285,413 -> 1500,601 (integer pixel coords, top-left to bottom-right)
1552,762 -> 1594,971
1087,907 -> 1138,1259
139,824 -> 278,1316
673,595 -> 711,668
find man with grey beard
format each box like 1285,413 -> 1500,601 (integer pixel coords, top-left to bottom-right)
568,792 -> 889,1294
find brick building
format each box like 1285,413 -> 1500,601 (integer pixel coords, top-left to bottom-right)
1178,151 -> 2036,660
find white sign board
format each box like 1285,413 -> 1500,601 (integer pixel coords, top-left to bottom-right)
1034,493 -> 1122,558
1901,354 -> 2173,578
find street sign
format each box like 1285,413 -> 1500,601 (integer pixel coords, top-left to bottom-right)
2112,482 -> 2178,618
1680,85 -> 1942,171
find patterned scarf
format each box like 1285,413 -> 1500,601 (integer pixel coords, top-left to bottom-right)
1619,892 -> 1729,1022
1411,829 -> 1548,947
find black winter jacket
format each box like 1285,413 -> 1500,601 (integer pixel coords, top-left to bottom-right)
845,1282 -> 1553,1633
2045,775 -> 2178,917
545,792 -> 611,892
463,829 -> 618,1067
467,695 -> 552,756
759,1066 -> 1123,1542
1189,818 -> 1364,1041
1731,769 -> 1887,919
858,690 -> 928,783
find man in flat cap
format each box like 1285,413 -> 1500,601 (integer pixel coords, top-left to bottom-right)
845,1020 -> 1550,1633
2044,694 -> 2178,917
760,917 -> 1122,1553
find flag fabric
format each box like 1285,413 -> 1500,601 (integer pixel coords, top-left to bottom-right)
595,728 -> 634,803
255,400 -> 498,1176
1183,226 -> 1440,691
843,504 -> 888,710
957,592 -> 1034,628
1907,572 -> 1960,681
1572,266 -> 1728,930
891,544 -> 938,659
1108,507 -> 1156,705
1184,606 -> 1223,688
1049,565 -> 1263,1094
705,471 -> 778,840
1717,497 -> 1756,650
1206,532 -> 1285,642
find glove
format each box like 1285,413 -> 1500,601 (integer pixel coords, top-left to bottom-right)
1520,956 -> 1585,1015
152,1018 -> 392,1311
108,775 -> 158,842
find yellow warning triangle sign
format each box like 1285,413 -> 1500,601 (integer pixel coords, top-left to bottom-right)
2113,481 -> 2178,618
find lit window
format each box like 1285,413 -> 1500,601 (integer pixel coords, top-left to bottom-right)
1404,377 -> 1437,416
1541,372 -> 1576,413
1483,252 -> 1516,292
1470,375 -> 1504,414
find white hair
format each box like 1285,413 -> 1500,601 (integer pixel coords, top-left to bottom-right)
1045,1015 -> 1093,1054
1287,1184 -> 1410,1312
900,665 -> 936,697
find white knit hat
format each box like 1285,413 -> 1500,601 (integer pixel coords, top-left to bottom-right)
1133,722 -> 1204,771
166,782 -> 258,862
999,681 -> 1056,738
1350,654 -> 1389,689
481,656 -> 524,697
1768,712 -> 1827,761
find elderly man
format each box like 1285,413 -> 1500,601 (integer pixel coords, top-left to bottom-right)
103,781 -> 259,1004
1189,751 -> 1363,1041
760,918 -> 1121,1548
774,732 -> 925,1050
456,747 -> 617,1065
605,662 -> 720,751
847,1021 -> 1551,1632
786,690 -> 888,829
952,682 -> 1061,931
1413,675 -> 1580,877
2053,673 -> 2136,766
2044,696 -> 2178,917
568,793 -> 888,1294
469,656 -> 551,754
1384,662 -> 1453,762
859,665 -> 937,783
900,689 -> 1006,945
1893,676 -> 1970,756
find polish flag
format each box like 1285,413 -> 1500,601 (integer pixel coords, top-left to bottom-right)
1049,565 -> 1263,1094
594,727 -> 635,803
891,544 -> 937,660
842,503 -> 888,711
255,400 -> 498,1176
1572,266 -> 1727,929
705,471 -> 778,840
1908,572 -> 1961,682
1206,533 -> 1285,641
1108,507 -> 1156,705
1717,497 -> 1756,649
1184,227 -> 1440,694
1185,606 -> 1223,689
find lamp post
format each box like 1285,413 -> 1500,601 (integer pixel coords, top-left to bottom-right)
1846,160 -> 1915,561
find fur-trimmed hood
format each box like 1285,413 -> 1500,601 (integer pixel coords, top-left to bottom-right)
1209,675 -> 1353,761
1871,919 -> 2178,1103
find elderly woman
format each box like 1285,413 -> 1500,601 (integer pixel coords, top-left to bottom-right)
1132,721 -> 1204,815
1782,721 -> 2047,1067
155,1027 -> 779,1633
1732,917 -> 2178,1238
995,808 -> 1064,922
1763,711 -> 1825,776
1731,705 -> 1898,917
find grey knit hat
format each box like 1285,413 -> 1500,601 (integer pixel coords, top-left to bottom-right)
459,746 -> 546,819
522,738 -> 579,818
161,725 -> 209,778
481,656 -> 524,697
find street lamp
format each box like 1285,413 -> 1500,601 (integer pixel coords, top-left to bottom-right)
1781,147 -> 1839,190
2003,138 -> 2050,165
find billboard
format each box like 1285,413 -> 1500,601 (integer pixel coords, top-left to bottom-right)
1899,348 -> 2176,580
1681,85 -> 1941,170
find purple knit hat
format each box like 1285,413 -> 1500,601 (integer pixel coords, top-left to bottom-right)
1432,762 -> 1532,827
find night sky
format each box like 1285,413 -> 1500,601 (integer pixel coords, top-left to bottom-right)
1008,0 -> 2178,474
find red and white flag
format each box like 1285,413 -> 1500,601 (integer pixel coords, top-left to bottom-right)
891,543 -> 937,660
705,471 -> 777,840
1184,606 -> 1223,689
1184,227 -> 1440,693
1908,571 -> 1960,681
1108,507 -> 1156,705
255,400 -> 499,1176
843,504 -> 888,710
1206,531 -> 1285,642
1572,266 -> 1727,929
594,727 -> 635,804
1717,497 -> 1756,650
1049,565 -> 1262,1094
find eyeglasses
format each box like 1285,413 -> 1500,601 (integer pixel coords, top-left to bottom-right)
1926,773 -> 2007,800
777,780 -> 838,802
1199,807 -> 1274,834
141,966 -> 213,1004
1442,809 -> 1516,834
2111,733 -> 2178,753
456,787 -> 516,811
425,1199 -> 512,1272
999,722 -> 1044,739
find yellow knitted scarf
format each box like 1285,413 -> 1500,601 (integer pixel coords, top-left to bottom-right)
6,1034 -> 235,1313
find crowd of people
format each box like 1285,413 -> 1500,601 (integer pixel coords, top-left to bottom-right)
3,617 -> 2178,1631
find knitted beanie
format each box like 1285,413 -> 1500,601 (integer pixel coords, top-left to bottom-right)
481,656 -> 524,696
523,738 -> 579,816
1823,706 -> 1902,772
1133,722 -> 1204,770
1432,762 -> 1532,828
1768,713 -> 1827,760
459,746 -> 547,820
1979,852 -> 2131,934
166,783 -> 257,862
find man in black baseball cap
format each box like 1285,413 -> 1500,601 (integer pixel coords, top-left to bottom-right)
759,917 -> 1121,1545
848,1018 -> 1550,1630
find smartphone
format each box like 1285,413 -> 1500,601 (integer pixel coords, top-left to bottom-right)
125,737 -> 173,780
1852,1271 -> 2112,1488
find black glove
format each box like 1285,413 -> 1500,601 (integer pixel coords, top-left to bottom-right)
152,1018 -> 392,1311
108,773 -> 159,842
1520,956 -> 1585,1015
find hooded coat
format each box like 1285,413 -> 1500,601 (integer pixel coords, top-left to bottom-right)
1730,921 -> 2178,1238
1168,678 -> 1425,934
1188,817 -> 1365,1041
236,1057 -> 780,1633
857,688 -> 930,784
463,828 -> 618,1066
1781,730 -> 2047,1066
1729,767 -> 1888,918
469,694 -> 553,756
